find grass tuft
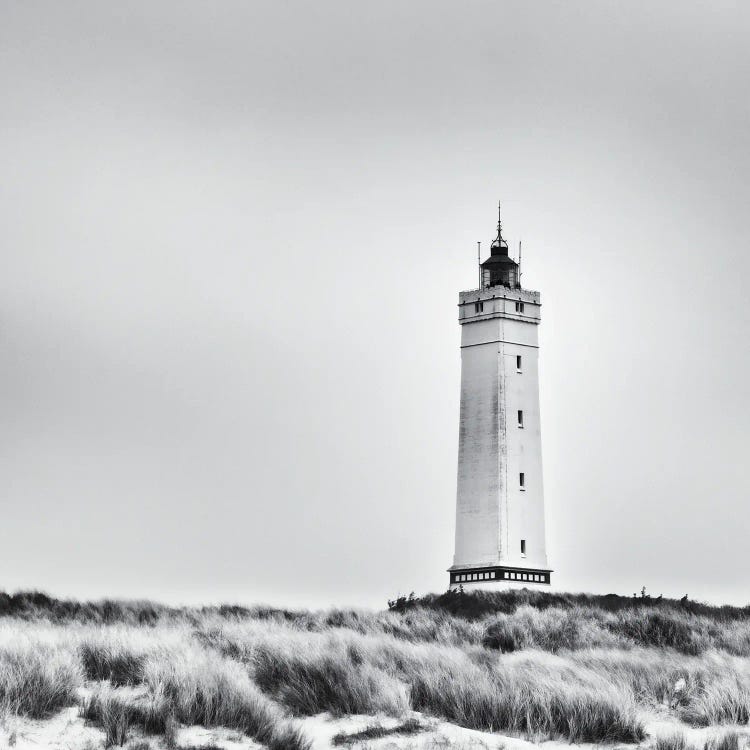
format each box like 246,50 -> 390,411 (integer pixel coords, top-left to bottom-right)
332,717 -> 425,745
143,647 -> 310,750
80,642 -> 146,686
0,638 -> 81,717
81,685 -> 172,745
656,733 -> 690,750
705,731 -> 744,750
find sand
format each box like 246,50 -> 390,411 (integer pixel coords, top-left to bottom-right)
2,705 -> 748,749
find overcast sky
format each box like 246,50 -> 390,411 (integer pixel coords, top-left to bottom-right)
2,1 -> 749,609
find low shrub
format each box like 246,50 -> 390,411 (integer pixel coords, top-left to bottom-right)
481,614 -> 529,652
611,610 -> 708,655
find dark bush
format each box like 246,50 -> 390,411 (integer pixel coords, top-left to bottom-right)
611,610 -> 705,654
482,616 -> 528,652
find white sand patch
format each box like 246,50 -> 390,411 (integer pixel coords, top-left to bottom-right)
1,706 -> 104,750
176,724 -> 264,749
3,705 -> 749,750
299,711 -> 532,749
644,714 -> 750,747
0,709 -> 266,750
300,709 -> 750,750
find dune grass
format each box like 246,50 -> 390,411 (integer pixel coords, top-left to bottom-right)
0,633 -> 81,717
81,642 -> 147,687
142,646 -> 310,750
81,685 -> 174,745
4,589 -> 750,747
655,730 -> 746,750
331,717 -> 425,745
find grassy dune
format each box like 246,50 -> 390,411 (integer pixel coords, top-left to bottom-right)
2,589 -> 750,748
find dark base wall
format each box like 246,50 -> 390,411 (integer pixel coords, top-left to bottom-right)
449,566 -> 552,586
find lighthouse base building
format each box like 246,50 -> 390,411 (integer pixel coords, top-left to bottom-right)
449,207 -> 552,589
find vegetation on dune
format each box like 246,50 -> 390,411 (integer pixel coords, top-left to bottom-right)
142,646 -> 310,750
3,589 -> 750,747
706,731 -> 744,750
331,717 -> 425,745
81,686 -> 174,746
81,641 -> 148,686
655,730 -> 746,750
0,635 -> 82,717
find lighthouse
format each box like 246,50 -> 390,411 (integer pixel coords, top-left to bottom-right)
449,205 -> 551,588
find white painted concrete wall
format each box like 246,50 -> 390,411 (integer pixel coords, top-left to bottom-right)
452,287 -> 549,572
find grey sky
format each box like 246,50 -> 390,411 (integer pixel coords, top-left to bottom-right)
1,1 -> 749,608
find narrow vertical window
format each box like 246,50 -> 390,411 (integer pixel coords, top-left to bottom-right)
519,472 -> 525,489
474,301 -> 483,313
517,410 -> 524,428
521,539 -> 526,556
516,355 -> 522,371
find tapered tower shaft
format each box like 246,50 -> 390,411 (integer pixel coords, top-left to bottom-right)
449,211 -> 551,588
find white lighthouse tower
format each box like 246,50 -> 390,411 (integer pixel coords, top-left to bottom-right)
449,205 -> 551,588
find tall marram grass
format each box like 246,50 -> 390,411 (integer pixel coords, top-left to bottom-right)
81,686 -> 172,746
706,731 -> 744,750
406,647 -> 643,742
143,646 -> 310,750
77,625 -> 186,685
0,628 -> 81,717
80,641 -> 311,749
655,730 -> 745,750
203,622 -> 643,742
570,648 -> 750,725
5,589 -> 750,746
251,634 -> 410,716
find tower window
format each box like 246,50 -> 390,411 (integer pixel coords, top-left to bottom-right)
516,355 -> 522,372
519,472 -> 525,489
521,539 -> 526,556
515,301 -> 525,313
517,410 -> 524,428
474,302 -> 483,313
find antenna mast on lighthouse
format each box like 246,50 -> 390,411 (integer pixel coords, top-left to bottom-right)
477,242 -> 481,288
